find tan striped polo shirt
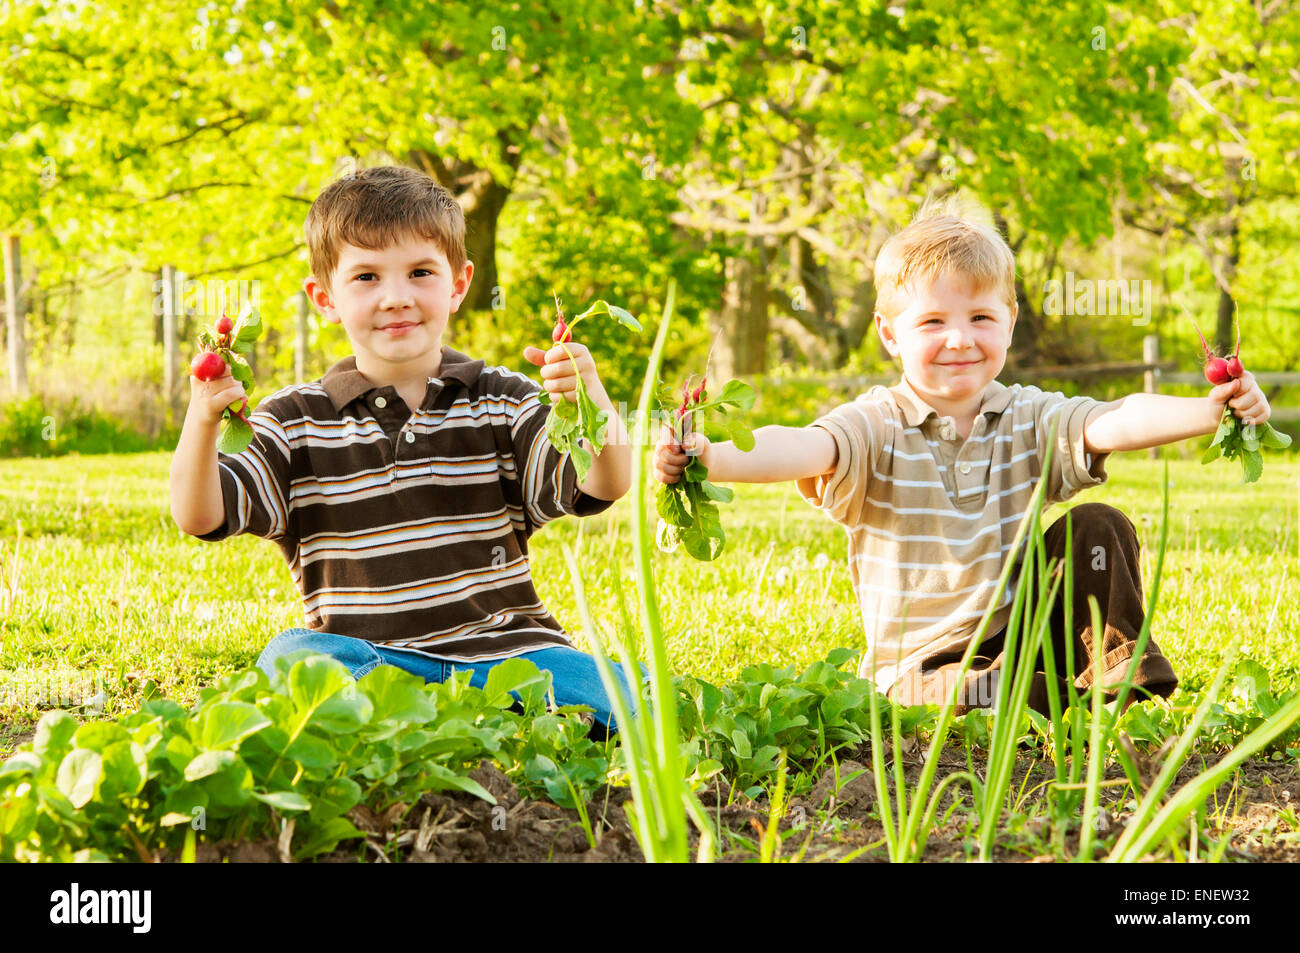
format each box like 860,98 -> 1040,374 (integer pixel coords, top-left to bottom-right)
797,377 -> 1109,693
198,346 -> 612,660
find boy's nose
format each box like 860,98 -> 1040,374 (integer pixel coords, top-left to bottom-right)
945,328 -> 974,348
381,288 -> 416,309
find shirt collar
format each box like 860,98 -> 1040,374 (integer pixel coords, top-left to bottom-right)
889,376 -> 1016,428
321,346 -> 484,412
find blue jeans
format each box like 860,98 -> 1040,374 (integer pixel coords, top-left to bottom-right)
257,629 -> 647,733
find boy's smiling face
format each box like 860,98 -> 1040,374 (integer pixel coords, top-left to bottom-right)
876,271 -> 1017,418
305,232 -> 473,385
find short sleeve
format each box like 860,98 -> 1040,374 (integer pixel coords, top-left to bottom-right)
507,382 -> 615,533
1024,387 -> 1110,503
196,397 -> 294,542
797,391 -> 888,527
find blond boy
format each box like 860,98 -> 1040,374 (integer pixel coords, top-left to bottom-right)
655,199 -> 1271,713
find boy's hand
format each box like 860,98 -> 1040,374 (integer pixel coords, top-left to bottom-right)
1210,371 -> 1271,427
654,424 -> 711,484
523,341 -> 607,403
188,364 -> 247,427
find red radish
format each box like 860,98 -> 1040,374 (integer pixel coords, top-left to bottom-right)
190,351 -> 226,381
549,289 -> 572,344
215,313 -> 234,335
1204,357 -> 1233,385
1225,316 -> 1244,378
690,377 -> 708,404
1186,313 -> 1235,385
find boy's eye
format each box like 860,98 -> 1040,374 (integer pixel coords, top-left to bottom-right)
354,270 -> 433,281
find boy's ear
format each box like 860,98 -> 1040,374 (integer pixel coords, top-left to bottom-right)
874,311 -> 899,356
1006,300 -> 1018,339
303,275 -> 340,324
451,261 -> 475,313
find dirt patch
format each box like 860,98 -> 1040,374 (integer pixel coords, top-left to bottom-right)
12,731 -> 1297,863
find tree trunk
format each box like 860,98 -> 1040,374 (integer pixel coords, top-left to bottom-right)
460,176 -> 510,312
407,147 -> 517,313
1009,275 -> 1042,371
1215,219 -> 1239,354
786,233 -> 846,368
713,238 -> 770,379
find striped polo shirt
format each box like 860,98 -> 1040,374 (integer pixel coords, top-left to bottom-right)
797,377 -> 1109,693
199,346 -> 612,660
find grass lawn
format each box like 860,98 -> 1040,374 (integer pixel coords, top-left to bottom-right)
2,447 -> 1297,752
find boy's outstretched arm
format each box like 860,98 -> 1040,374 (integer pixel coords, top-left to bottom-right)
654,424 -> 838,485
170,366 -> 248,535
1083,373 -> 1271,453
523,341 -> 630,501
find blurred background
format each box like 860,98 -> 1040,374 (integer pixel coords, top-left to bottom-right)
1,0 -> 1297,455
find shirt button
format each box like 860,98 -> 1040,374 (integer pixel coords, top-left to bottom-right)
405,430 -> 415,444
940,421 -> 956,440
958,461 -> 972,475
374,396 -> 387,408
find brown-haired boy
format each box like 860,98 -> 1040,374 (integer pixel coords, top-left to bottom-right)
170,165 -> 638,733
655,196 -> 1272,714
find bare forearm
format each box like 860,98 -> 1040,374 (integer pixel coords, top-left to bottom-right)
706,425 -> 838,483
1083,395 -> 1221,453
576,383 -> 631,501
169,407 -> 226,535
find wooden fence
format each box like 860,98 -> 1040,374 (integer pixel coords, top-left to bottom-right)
761,335 -> 1300,423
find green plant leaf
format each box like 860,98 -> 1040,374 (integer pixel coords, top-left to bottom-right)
72,721 -> 129,752
217,415 -> 253,454
714,379 -> 756,411
1241,448 -> 1263,483
574,299 -> 642,332
1260,423 -> 1292,449
34,710 -> 79,757
293,817 -> 364,861
310,691 -> 374,735
482,658 -> 551,712
56,749 -> 102,809
99,741 -> 147,797
357,665 -> 438,725
252,790 -> 312,812
194,701 -> 273,750
287,656 -> 352,715
699,480 -> 733,503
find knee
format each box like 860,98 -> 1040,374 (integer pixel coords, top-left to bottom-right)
1056,503 -> 1137,544
262,628 -> 321,654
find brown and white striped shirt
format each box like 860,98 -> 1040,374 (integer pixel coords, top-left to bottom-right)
199,347 -> 612,660
797,377 -> 1109,692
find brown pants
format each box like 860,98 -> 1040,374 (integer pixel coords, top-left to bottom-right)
888,503 -> 1179,716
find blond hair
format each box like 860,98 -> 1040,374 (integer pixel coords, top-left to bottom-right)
873,193 -> 1016,320
304,165 -> 467,290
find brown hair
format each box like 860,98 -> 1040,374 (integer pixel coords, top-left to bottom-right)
304,165 -> 467,290
873,193 -> 1016,321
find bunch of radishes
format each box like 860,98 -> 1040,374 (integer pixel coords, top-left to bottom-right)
655,373 -> 755,561
189,301 -> 263,454
1188,309 -> 1291,483
535,290 -> 641,481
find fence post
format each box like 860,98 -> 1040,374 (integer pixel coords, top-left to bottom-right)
296,290 -> 310,382
3,234 -> 28,397
1143,334 -> 1159,460
162,264 -> 180,423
